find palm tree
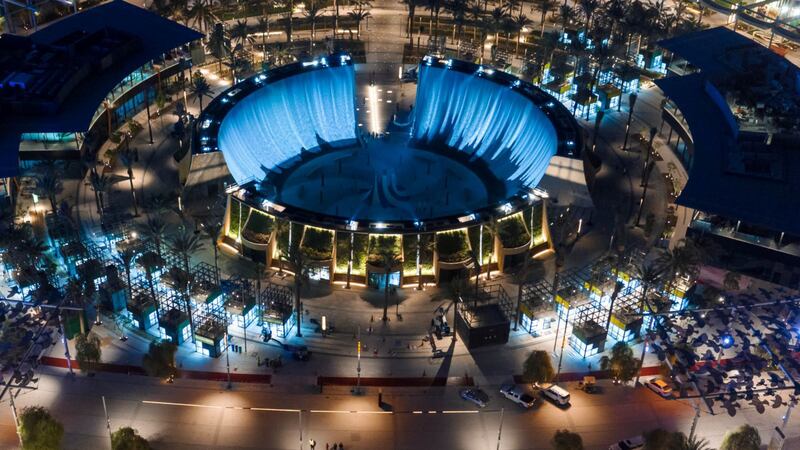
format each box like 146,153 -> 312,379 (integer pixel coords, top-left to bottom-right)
503,0 -> 521,15
285,0 -> 295,42
189,0 -> 217,33
403,0 -> 421,44
377,248 -> 402,321
282,242 -> 309,337
634,262 -> 662,311
468,1 -> 483,41
118,147 -> 139,217
489,7 -> 509,44
304,3 -> 324,41
446,0 -> 469,45
578,0 -> 600,29
532,0 -> 557,36
137,251 -> 165,305
138,216 -> 168,257
415,234 -> 434,290
657,238 -> 701,294
207,23 -> 230,73
256,15 -> 270,55
115,248 -> 138,308
273,219 -> 290,274
89,172 -> 111,216
557,3 -> 576,33
169,229 -> 205,273
201,222 -> 222,283
512,13 -> 533,55
36,171 -> 61,213
348,4 -> 372,39
230,19 -> 254,48
190,71 -> 215,113
161,266 -> 196,342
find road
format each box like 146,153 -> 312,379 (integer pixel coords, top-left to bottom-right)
0,368 -> 791,449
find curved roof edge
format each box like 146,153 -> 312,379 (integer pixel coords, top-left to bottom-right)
0,0 -> 202,176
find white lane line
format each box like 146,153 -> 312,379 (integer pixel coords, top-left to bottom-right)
143,401 -> 477,415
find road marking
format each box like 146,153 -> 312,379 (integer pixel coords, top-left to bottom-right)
143,401 -> 478,416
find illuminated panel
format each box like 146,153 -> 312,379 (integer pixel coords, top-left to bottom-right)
218,64 -> 357,185
412,65 -> 558,187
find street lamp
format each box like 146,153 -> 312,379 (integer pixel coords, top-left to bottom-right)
621,93 -> 638,152
352,326 -> 362,395
590,110 -> 604,156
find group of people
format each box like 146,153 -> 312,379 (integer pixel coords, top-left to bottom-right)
308,439 -> 345,449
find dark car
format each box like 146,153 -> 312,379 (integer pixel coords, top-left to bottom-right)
282,343 -> 311,361
459,388 -> 489,408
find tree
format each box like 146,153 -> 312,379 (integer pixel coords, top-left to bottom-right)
348,3 -> 372,39
189,0 -> 217,33
644,429 -> 683,449
229,19 -> 254,48
720,425 -> 760,450
202,221 -> 222,283
552,429 -> 583,450
284,0 -> 295,42
190,71 -> 215,113
522,350 -> 555,384
115,248 -> 138,312
169,228 -> 205,273
139,216 -> 168,258
90,171 -> 111,215
599,341 -> 640,383
118,146 -> 139,216
207,23 -> 231,73
511,14 -> 533,55
161,266 -> 196,341
137,251 -> 165,304
75,332 -> 102,375
282,241 -> 309,337
142,341 -> 178,380
303,3 -> 324,41
35,170 -> 61,213
377,248 -> 403,321
112,427 -> 151,450
18,406 -> 63,450
533,0 -> 557,36
273,219 -> 290,274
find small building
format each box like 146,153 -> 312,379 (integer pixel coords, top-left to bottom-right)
158,308 -> 191,344
607,307 -> 643,343
194,318 -> 226,357
455,302 -> 510,349
100,266 -> 128,312
569,319 -> 607,358
126,292 -> 158,330
597,84 -> 621,111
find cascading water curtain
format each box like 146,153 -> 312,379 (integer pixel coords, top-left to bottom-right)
412,64 -> 558,188
218,64 -> 358,185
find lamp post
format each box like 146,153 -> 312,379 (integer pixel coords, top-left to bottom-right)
353,326 -> 362,395
224,327 -> 232,390
590,110 -> 604,155
641,127 -> 657,187
621,93 -> 638,152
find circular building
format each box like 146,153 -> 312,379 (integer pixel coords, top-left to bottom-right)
190,53 -> 584,287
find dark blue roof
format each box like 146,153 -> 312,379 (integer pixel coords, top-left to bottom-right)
0,0 -> 201,176
655,73 -> 800,236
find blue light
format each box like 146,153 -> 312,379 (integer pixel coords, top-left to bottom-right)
412,65 -> 557,187
320,57 -> 328,67
721,333 -> 734,349
218,65 -> 357,185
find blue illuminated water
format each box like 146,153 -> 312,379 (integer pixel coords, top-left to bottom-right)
412,65 -> 558,189
217,62 -> 557,221
218,65 -> 357,185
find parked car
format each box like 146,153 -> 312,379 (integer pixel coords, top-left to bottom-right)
609,435 -> 645,450
459,388 -> 489,408
540,384 -> 571,407
499,384 -> 535,408
645,378 -> 673,398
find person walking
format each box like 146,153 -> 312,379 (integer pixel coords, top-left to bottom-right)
309,438 -> 316,449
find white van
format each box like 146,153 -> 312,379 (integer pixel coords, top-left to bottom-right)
541,384 -> 570,407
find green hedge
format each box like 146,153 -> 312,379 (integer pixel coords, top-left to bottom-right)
436,230 -> 471,263
530,202 -> 546,245
419,234 -> 434,273
368,235 -> 401,265
241,210 -> 274,244
498,214 -> 531,248
228,200 -> 242,239
352,233 -> 369,273
335,232 -> 351,272
467,225 -> 493,264
301,227 -> 334,261
402,235 -> 417,272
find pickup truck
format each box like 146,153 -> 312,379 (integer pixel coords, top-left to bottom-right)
499,384 -> 535,408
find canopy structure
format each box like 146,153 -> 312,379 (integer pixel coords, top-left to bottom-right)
0,0 -> 202,177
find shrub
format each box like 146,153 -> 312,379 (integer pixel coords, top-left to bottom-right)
241,210 -> 274,244
301,227 -> 334,260
18,406 -> 63,450
112,427 -> 151,450
498,214 -> 531,248
436,230 -> 471,262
